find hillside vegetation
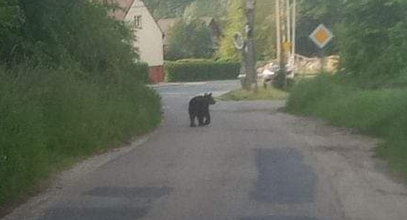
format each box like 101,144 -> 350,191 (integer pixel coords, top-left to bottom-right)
0,0 -> 161,207
287,0 -> 407,178
143,0 -> 228,20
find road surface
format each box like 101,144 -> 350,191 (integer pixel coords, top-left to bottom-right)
3,80 -> 407,220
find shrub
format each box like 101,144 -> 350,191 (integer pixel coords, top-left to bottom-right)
165,60 -> 240,82
128,62 -> 149,83
287,74 -> 348,114
165,19 -> 213,61
0,0 -> 162,208
287,74 -> 407,178
0,64 -> 161,205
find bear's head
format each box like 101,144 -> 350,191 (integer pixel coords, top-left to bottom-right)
204,93 -> 216,105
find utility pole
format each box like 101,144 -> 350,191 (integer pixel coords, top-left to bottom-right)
245,0 -> 257,92
276,0 -> 286,86
275,0 -> 281,63
291,0 -> 296,76
286,0 -> 291,60
275,0 -> 296,88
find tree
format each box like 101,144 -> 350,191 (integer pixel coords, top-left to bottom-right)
0,0 -> 138,83
254,0 -> 277,60
166,19 -> 213,60
295,0 -> 345,57
183,0 -> 229,21
217,0 -> 278,61
0,0 -> 24,64
143,0 -> 195,18
143,0 -> 229,20
338,0 -> 407,84
217,0 -> 245,60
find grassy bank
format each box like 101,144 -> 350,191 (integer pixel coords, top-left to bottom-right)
0,65 -> 161,207
287,74 -> 407,177
218,86 -> 288,101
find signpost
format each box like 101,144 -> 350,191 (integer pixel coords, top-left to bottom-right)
309,24 -> 333,72
275,0 -> 297,88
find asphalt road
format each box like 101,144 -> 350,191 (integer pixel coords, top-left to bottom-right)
4,80 -> 407,220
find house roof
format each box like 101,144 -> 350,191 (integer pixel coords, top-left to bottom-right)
157,18 -> 181,37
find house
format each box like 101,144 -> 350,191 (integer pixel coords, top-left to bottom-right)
101,0 -> 165,83
157,17 -> 222,54
157,18 -> 181,52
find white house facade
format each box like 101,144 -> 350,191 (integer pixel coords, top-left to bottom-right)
102,0 -> 165,83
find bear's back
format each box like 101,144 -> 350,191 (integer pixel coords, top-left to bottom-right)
189,96 -> 207,109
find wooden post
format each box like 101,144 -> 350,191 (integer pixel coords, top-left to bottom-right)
245,0 -> 257,92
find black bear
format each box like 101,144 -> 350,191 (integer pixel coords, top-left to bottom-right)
188,93 -> 216,127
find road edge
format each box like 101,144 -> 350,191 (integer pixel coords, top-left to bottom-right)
1,129 -> 160,220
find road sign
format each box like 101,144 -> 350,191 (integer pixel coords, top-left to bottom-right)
309,24 -> 333,49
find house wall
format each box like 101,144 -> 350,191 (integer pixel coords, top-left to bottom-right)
124,0 -> 165,83
149,66 -> 165,84
125,0 -> 164,67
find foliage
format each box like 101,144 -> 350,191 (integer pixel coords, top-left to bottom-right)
143,0 -> 228,20
0,0 -> 162,207
183,0 -> 229,21
293,0 -> 407,85
287,74 -> 407,178
0,0 -> 24,65
143,0 -> 195,18
166,19 -> 213,60
254,0 -> 277,60
0,0 -> 137,79
165,59 -> 240,82
0,64 -> 161,206
296,0 -> 344,56
217,0 -> 245,61
217,0 -> 277,61
130,62 -> 150,83
338,0 -> 407,86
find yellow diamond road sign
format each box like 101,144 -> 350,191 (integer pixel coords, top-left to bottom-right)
309,24 -> 333,49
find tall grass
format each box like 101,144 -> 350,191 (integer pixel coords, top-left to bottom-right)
0,65 -> 161,205
287,74 -> 407,177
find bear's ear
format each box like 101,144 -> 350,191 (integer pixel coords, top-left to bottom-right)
204,92 -> 208,96
208,93 -> 212,96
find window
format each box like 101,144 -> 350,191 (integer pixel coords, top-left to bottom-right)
134,15 -> 142,29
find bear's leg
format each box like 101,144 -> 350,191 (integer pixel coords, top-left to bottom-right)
204,113 -> 211,125
190,113 -> 196,127
198,115 -> 205,126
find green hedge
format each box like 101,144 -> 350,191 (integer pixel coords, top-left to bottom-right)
165,60 -> 240,82
130,62 -> 149,83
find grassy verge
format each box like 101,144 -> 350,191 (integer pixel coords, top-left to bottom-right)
286,74 -> 407,179
218,86 -> 289,101
0,65 -> 162,209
